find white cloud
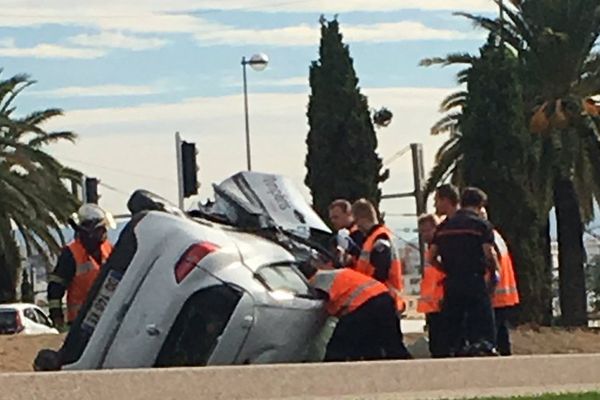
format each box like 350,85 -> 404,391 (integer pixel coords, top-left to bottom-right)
68,32 -> 168,51
44,86 -> 454,219
196,21 -> 478,46
0,37 -> 16,47
222,75 -> 308,88
0,43 -> 105,59
345,21 -> 480,42
0,3 -> 221,33
30,84 -> 165,98
253,76 -> 308,88
196,0 -> 497,13
0,1 -> 497,34
196,24 -> 317,46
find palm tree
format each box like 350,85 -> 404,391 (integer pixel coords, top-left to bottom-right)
423,0 -> 600,326
0,71 -> 81,303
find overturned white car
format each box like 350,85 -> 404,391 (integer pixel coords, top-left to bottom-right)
36,172 -> 335,370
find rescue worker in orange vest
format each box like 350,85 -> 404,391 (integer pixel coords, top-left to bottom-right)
328,199 -> 365,267
47,204 -> 115,328
309,267 -> 412,361
351,199 -> 406,314
416,213 -> 449,358
480,207 -> 520,356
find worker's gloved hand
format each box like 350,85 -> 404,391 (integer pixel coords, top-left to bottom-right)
336,229 -> 351,251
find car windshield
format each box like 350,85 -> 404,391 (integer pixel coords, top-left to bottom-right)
0,310 -> 17,329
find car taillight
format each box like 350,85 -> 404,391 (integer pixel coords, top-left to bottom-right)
15,312 -> 24,333
174,242 -> 219,284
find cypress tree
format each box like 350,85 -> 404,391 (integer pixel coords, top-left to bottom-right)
20,268 -> 34,304
305,17 -> 388,219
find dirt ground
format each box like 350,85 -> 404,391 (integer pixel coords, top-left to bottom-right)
1,327 -> 599,373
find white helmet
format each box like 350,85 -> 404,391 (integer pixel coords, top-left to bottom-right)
74,204 -> 116,229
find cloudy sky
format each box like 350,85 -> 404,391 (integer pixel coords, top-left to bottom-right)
1,0 -> 499,235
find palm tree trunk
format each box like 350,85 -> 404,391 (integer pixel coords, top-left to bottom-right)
554,178 -> 588,326
541,216 -> 554,326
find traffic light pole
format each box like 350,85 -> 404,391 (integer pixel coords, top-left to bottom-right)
175,131 -> 185,210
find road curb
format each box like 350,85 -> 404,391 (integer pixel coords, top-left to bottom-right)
2,354 -> 599,400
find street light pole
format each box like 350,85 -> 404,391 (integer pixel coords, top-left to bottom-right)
241,57 -> 252,171
240,53 -> 269,172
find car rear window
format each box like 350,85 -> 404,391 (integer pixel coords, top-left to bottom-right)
255,263 -> 314,297
0,310 -> 17,332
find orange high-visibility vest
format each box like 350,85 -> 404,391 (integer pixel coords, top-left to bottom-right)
492,231 -> 520,308
355,225 -> 405,313
417,249 -> 446,314
310,269 -> 389,317
66,240 -> 113,322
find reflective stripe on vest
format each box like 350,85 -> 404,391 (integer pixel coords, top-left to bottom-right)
355,225 -> 405,312
311,269 -> 388,317
491,231 -> 520,308
66,240 -> 113,322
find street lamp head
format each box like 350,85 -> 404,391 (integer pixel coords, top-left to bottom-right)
249,53 -> 269,71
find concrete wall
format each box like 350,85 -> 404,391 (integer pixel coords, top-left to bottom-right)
3,354 -> 600,400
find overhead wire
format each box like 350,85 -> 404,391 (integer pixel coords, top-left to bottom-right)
56,155 -> 176,184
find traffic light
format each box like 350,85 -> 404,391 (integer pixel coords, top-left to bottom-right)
85,177 -> 99,204
181,141 -> 198,197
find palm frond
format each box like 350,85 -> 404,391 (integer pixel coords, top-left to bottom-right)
424,138 -> 463,201
0,72 -> 82,298
0,79 -> 35,114
20,108 -> 64,127
457,68 -> 471,85
430,112 -> 462,136
28,131 -> 77,147
0,74 -> 30,108
419,53 -> 475,67
440,91 -> 467,112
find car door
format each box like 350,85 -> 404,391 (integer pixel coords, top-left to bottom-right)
228,261 -> 326,365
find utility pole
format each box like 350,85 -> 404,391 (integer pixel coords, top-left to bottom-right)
381,143 -> 426,272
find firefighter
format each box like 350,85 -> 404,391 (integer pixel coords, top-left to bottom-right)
351,199 -> 406,313
434,184 -> 459,219
309,267 -> 412,361
47,204 -> 115,328
480,207 -> 520,356
416,213 -> 449,358
428,187 -> 499,357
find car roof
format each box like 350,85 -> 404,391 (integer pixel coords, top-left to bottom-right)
0,303 -> 38,311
